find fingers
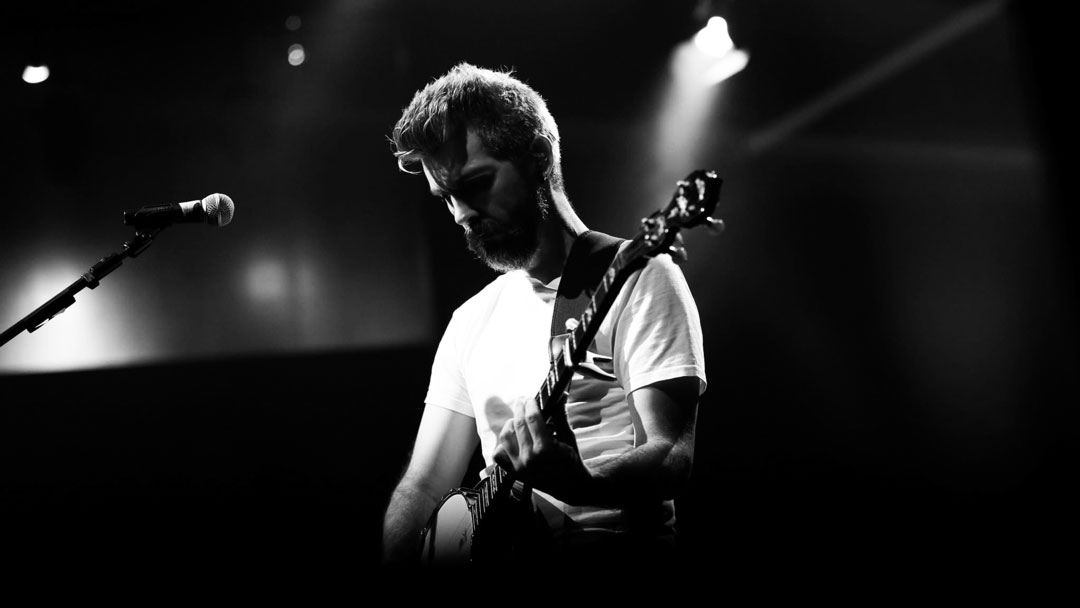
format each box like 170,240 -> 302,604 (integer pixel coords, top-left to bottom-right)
492,397 -> 589,502
493,417 -> 519,472
512,414 -> 533,461
519,397 -> 551,453
495,397 -> 553,474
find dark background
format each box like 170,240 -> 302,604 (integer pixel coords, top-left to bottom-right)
1,0 -> 1074,578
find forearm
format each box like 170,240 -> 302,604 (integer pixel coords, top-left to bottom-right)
381,405 -> 479,564
381,477 -> 439,564
569,378 -> 699,507
499,378 -> 701,508
567,432 -> 695,507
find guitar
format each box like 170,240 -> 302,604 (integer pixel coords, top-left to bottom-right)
417,170 -> 723,566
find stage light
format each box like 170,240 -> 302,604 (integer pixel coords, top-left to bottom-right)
689,16 -> 749,85
22,65 -> 50,84
642,10 -> 746,218
288,43 -> 306,66
245,257 -> 290,303
694,16 -> 734,58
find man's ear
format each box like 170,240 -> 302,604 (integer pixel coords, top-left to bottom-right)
528,136 -> 553,180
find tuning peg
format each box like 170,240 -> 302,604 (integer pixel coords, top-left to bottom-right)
668,233 -> 689,263
669,243 -> 689,264
705,217 -> 725,235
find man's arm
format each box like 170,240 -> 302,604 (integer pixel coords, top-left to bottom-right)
494,375 -> 699,507
587,375 -> 700,503
381,404 -> 479,564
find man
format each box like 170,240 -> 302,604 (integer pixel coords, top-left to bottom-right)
380,63 -> 706,568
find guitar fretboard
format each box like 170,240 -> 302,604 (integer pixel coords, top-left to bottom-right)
474,464 -> 510,528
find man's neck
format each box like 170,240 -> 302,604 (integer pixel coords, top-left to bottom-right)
526,190 -> 587,284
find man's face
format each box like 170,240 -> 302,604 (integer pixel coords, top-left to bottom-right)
421,128 -> 548,273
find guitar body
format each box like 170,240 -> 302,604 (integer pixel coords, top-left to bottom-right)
418,489 -> 477,566
418,471 -> 553,566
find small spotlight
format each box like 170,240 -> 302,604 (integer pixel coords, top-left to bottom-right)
694,16 -> 735,58
685,15 -> 748,84
22,64 -> 50,84
288,43 -> 306,66
285,15 -> 302,31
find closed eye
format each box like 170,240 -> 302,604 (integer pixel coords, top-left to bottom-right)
429,172 -> 493,206
460,174 -> 494,196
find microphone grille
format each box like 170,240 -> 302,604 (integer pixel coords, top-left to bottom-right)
202,193 -> 235,227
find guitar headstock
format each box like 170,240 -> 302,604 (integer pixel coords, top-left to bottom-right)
638,170 -> 724,260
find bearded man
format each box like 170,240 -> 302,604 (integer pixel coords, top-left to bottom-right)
380,63 -> 707,571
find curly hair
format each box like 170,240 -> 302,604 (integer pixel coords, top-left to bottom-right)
390,63 -> 564,191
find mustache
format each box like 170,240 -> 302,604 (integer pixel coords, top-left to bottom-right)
465,218 -> 517,239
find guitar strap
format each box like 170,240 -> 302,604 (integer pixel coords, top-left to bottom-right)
550,229 -> 625,341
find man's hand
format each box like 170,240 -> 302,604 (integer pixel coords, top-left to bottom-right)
491,396 -> 593,504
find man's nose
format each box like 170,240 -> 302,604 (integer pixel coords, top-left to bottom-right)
448,196 -> 478,226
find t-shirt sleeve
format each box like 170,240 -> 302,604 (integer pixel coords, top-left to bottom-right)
610,253 -> 707,396
423,310 -> 477,418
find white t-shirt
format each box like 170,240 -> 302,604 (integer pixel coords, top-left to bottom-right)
424,249 -> 706,543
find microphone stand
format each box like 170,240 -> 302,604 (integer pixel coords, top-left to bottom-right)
0,227 -> 164,348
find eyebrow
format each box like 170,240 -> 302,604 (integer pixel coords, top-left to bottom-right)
428,167 -> 494,198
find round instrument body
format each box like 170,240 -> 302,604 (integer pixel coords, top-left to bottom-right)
419,490 -> 477,565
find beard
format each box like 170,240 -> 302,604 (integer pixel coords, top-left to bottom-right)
464,185 -> 551,273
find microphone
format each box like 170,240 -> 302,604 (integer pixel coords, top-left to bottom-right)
123,193 -> 235,228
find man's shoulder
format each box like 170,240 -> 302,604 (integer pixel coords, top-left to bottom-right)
637,250 -> 689,285
449,271 -> 526,319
